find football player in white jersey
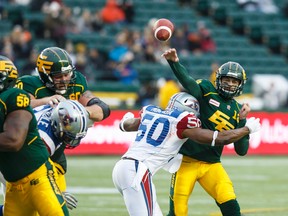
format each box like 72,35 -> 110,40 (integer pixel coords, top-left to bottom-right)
0,100 -> 92,215
112,92 -> 261,216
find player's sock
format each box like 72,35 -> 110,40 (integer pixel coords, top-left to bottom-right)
217,199 -> 241,216
0,205 -> 3,216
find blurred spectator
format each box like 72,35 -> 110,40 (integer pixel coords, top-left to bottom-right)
136,80 -> 158,107
10,25 -> 32,59
61,5 -> 79,34
113,52 -> 138,85
91,10 -> 104,32
109,30 -> 130,62
198,22 -> 216,53
0,35 -> 15,61
100,0 -> 126,24
44,1 -> 66,47
76,9 -> 93,33
88,47 -> 107,72
187,32 -> 202,55
117,0 -> 135,23
171,25 -> 190,56
21,49 -> 38,75
157,77 -> 181,109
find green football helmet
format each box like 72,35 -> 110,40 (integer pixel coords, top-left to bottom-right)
0,55 -> 18,93
36,47 -> 76,94
215,61 -> 247,99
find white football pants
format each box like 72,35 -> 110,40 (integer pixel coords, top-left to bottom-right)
112,159 -> 163,216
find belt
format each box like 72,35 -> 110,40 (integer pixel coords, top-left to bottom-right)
122,157 -> 138,161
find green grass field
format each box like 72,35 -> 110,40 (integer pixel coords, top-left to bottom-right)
1,156 -> 288,215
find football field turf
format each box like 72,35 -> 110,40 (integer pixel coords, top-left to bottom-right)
1,155 -> 288,215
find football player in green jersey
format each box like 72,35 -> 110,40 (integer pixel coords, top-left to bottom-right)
0,55 -> 69,216
15,47 -> 110,198
162,48 -> 251,216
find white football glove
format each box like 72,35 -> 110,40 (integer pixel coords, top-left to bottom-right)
62,191 -> 78,210
119,112 -> 135,131
245,117 -> 261,134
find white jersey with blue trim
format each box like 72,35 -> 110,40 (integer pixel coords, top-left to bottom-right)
33,105 -> 62,156
122,105 -> 201,175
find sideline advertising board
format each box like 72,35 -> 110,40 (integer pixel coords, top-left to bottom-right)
65,111 -> 288,155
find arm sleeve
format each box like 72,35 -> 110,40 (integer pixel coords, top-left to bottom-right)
234,119 -> 249,156
167,60 -> 202,98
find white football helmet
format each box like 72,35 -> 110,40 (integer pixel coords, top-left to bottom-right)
51,100 -> 89,149
167,92 -> 200,117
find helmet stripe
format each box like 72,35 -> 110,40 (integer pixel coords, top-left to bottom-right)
69,100 -> 87,134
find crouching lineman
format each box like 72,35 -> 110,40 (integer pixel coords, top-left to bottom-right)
112,92 -> 261,216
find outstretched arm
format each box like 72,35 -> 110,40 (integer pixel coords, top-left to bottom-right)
119,112 -> 140,132
162,48 -> 202,98
78,90 -> 110,122
182,117 -> 260,146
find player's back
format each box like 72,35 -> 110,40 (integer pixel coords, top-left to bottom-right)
123,105 -> 198,175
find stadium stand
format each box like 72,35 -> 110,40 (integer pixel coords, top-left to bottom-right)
1,0 -> 288,108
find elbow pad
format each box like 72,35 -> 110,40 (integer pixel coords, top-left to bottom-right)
87,97 -> 111,119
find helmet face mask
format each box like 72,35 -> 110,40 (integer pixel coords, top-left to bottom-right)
36,47 -> 75,94
51,71 -> 73,95
51,100 -> 89,149
0,56 -> 18,93
215,61 -> 247,99
167,92 -> 200,117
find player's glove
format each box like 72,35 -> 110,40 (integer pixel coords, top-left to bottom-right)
62,191 -> 78,210
245,117 -> 261,134
119,112 -> 134,132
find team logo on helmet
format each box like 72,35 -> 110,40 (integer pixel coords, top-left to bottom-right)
37,56 -> 54,74
0,56 -> 18,92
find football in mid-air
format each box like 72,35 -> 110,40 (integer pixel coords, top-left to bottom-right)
153,18 -> 174,42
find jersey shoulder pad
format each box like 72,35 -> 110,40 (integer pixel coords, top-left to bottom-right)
16,75 -> 43,93
74,71 -> 88,89
176,112 -> 201,139
2,88 -> 31,113
199,79 -> 217,94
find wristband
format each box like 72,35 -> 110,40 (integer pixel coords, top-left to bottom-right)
211,131 -> 219,147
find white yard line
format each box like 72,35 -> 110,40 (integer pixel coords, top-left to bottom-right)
66,187 -> 118,194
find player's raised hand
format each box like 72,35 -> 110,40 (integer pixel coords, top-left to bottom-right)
245,117 -> 261,134
239,103 -> 250,120
161,48 -> 179,62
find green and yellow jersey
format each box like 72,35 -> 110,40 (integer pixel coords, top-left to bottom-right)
16,71 -> 88,100
0,88 -> 49,182
15,71 -> 88,173
168,61 -> 249,162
